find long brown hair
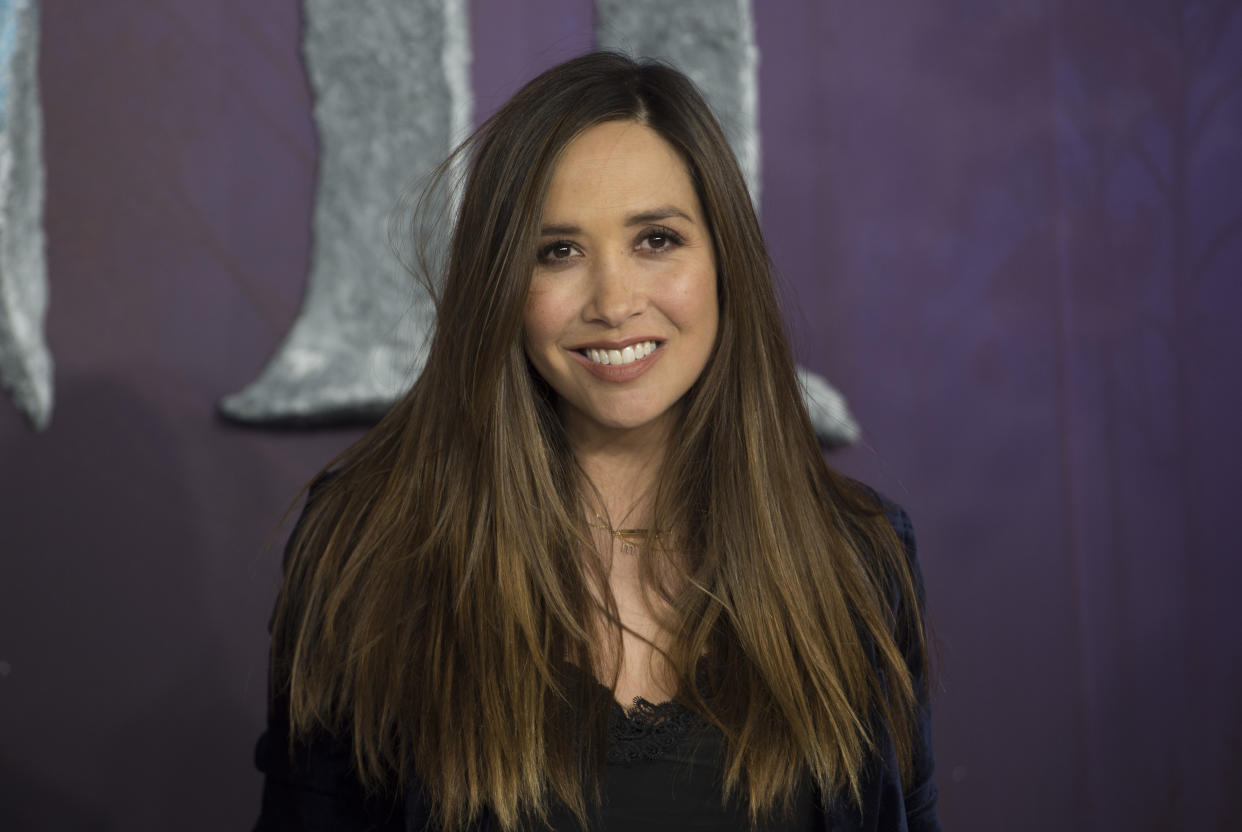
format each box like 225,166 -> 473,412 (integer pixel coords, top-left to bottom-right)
271,52 -> 929,830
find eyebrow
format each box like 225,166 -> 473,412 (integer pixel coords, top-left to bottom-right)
538,205 -> 694,236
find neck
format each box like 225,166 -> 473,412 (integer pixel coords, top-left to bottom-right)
564,417 -> 671,530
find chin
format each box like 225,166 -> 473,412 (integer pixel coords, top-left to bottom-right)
581,402 -> 680,437
561,399 -> 678,439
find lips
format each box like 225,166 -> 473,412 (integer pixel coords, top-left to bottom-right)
569,339 -> 664,382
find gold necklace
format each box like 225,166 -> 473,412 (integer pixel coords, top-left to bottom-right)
588,516 -> 664,553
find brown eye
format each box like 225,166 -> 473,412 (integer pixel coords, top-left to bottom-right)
538,241 -> 578,263
639,227 -> 684,253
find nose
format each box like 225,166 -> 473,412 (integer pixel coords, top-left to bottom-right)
583,251 -> 645,327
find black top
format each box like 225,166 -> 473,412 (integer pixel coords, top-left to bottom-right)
535,692 -> 815,831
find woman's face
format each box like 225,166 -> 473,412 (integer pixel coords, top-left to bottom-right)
523,120 -> 719,448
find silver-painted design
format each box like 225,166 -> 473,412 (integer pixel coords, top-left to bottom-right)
596,0 -> 760,201
0,0 -> 51,430
799,367 -> 860,449
220,0 -> 471,424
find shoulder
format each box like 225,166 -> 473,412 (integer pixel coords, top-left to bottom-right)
877,497 -> 916,561
840,482 -> 941,831
301,468 -> 343,519
836,478 -> 928,646
256,469 -> 409,830
831,476 -> 921,578
269,470 -> 342,623
278,468 -> 357,574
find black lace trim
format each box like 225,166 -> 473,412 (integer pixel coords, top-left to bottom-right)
606,698 -> 704,764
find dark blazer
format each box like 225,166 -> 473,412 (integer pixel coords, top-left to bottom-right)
253,496 -> 940,832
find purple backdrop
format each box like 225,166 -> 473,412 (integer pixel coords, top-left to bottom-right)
1,2 -> 1238,830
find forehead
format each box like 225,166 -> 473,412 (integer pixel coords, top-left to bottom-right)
541,121 -> 702,221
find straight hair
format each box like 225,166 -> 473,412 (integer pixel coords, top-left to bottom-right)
271,51 -> 929,831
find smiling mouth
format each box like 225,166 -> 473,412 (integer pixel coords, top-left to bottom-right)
576,340 -> 661,366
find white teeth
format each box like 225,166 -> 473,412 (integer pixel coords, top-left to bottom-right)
582,341 -> 658,366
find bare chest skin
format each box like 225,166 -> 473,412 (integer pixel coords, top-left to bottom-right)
561,423 -> 684,707
588,531 -> 680,709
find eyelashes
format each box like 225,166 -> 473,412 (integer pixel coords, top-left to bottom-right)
536,225 -> 687,265
537,241 -> 578,263
637,225 -> 685,252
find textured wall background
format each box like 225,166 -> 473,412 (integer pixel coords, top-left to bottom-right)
218,0 -> 858,445
1,2 -> 1239,830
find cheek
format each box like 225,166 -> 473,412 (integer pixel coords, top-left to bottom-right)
521,293 -> 561,371
670,274 -> 719,336
523,279 -> 576,342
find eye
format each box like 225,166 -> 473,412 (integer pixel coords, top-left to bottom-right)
537,240 -> 580,265
637,226 -> 685,253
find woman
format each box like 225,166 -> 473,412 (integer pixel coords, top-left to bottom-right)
255,52 -> 939,831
